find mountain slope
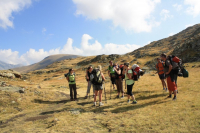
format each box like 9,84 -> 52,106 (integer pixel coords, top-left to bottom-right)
0,61 -> 23,70
13,54 -> 80,73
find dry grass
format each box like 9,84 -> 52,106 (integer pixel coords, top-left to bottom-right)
0,61 -> 200,133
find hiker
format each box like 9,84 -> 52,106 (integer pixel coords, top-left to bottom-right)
156,58 -> 168,91
113,63 -> 124,98
160,54 -> 177,100
85,65 -> 95,99
108,60 -> 116,90
66,69 -> 77,101
89,65 -> 106,106
167,55 -> 179,94
123,62 -> 137,104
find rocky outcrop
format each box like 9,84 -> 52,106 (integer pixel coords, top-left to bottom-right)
0,70 -> 22,79
172,32 -> 200,63
77,54 -> 121,66
0,81 -> 25,93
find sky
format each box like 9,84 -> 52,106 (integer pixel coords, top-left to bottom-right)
0,0 -> 200,65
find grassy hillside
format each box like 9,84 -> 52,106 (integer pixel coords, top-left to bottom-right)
0,55 -> 200,132
13,54 -> 80,73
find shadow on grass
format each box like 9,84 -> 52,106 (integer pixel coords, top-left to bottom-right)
34,99 -> 70,104
77,101 -> 92,106
111,100 -> 169,113
136,93 -> 167,101
40,107 -> 69,115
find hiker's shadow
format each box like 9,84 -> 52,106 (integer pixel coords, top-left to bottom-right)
77,101 -> 92,106
136,93 -> 167,101
40,106 -> 71,115
33,99 -> 70,104
111,100 -> 169,113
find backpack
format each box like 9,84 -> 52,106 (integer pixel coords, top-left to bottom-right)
115,65 -> 125,79
90,69 -> 103,85
182,68 -> 189,78
65,72 -> 75,82
131,64 -> 140,81
168,55 -> 182,74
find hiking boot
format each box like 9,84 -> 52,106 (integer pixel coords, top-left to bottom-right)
84,96 -> 88,99
116,95 -> 119,98
99,102 -> 104,106
94,102 -> 96,106
121,96 -> 124,99
173,97 -> 177,101
127,99 -> 130,103
74,99 -> 77,101
167,95 -> 172,98
163,88 -> 165,90
165,88 -> 168,92
132,100 -> 137,104
70,98 -> 73,101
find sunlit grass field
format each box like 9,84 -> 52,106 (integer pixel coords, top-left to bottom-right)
0,62 -> 200,133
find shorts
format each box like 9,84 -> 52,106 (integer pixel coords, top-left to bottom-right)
93,84 -> 103,91
110,76 -> 116,84
159,74 -> 165,80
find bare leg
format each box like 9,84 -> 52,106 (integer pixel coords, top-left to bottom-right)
131,95 -> 135,100
99,90 -> 102,102
94,90 -> 98,102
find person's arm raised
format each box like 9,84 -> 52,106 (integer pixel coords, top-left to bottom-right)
114,67 -> 121,75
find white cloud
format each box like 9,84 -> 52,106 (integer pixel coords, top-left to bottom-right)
185,24 -> 194,28
173,4 -> 182,11
73,0 -> 161,33
0,0 -> 32,29
184,0 -> 200,17
169,32 -> 175,36
42,28 -> 46,34
0,34 -> 141,65
160,9 -> 173,20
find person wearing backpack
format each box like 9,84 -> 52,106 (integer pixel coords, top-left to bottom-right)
156,58 -> 167,91
160,54 -> 177,100
84,65 -> 95,99
108,61 -> 116,90
66,69 -> 77,101
89,65 -> 106,106
167,55 -> 180,94
113,63 -> 124,98
123,62 -> 137,104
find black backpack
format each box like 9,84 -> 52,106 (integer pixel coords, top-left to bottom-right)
90,69 -> 103,85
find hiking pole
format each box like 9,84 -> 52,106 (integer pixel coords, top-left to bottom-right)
110,82 -> 112,99
125,80 -> 126,89
88,81 -> 90,100
104,82 -> 107,103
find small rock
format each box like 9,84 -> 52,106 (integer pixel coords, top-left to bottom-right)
11,101 -> 16,104
18,98 -> 22,101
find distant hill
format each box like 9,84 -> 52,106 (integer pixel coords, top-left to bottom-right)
13,54 -> 80,73
0,60 -> 23,70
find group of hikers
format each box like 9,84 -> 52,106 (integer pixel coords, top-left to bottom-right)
65,53 -> 188,106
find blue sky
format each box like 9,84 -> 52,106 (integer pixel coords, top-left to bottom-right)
0,0 -> 200,65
